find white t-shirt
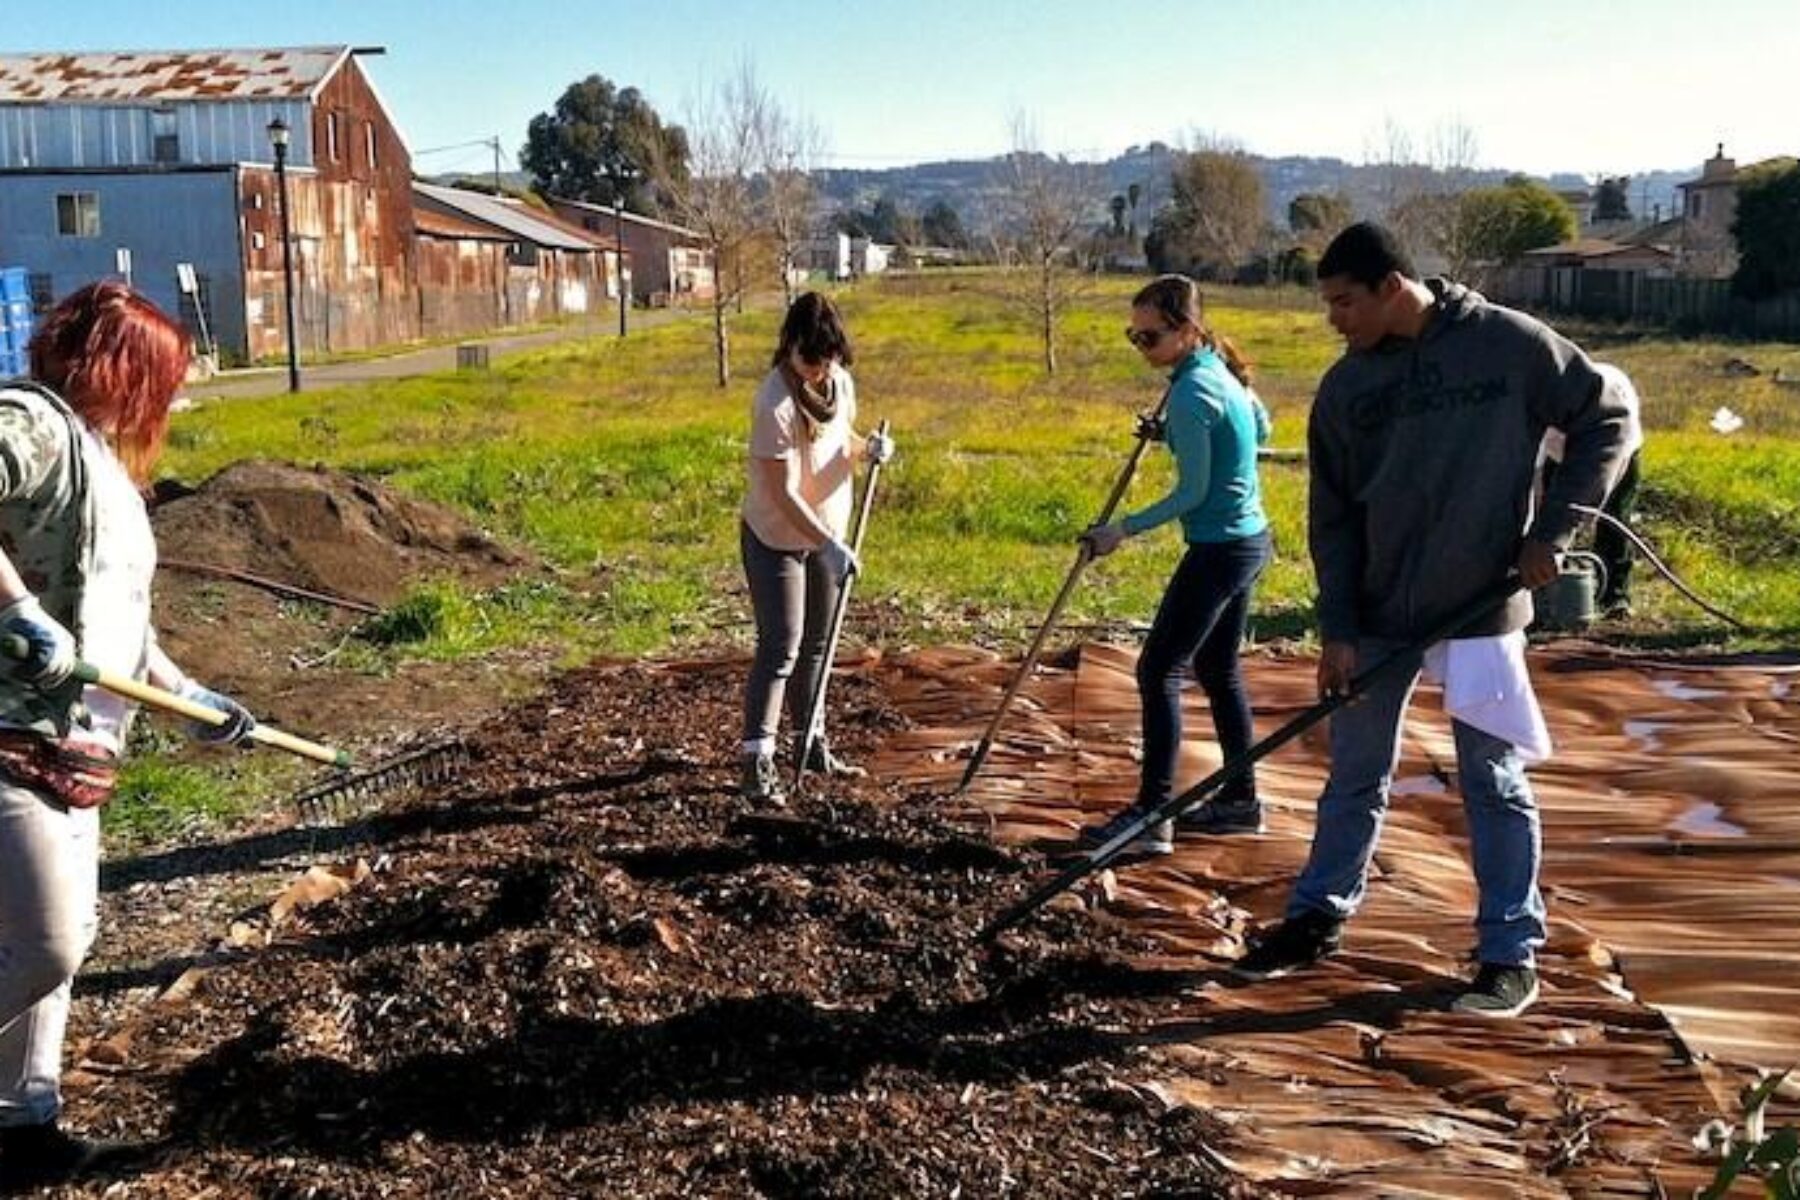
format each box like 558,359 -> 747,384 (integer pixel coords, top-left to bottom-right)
740,364 -> 858,551
78,430 -> 157,752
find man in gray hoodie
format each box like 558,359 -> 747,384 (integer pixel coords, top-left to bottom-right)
1233,222 -> 1632,1017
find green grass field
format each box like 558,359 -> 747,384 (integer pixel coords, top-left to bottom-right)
163,271 -> 1800,665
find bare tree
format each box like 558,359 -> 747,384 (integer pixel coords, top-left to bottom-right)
645,61 -> 768,387
1363,117 -> 1483,273
758,102 -> 825,307
994,112 -> 1101,376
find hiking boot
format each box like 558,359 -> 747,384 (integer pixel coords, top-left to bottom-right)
0,1120 -> 145,1183
1076,805 -> 1173,858
1232,911 -> 1343,980
1451,962 -> 1540,1018
793,737 -> 867,779
739,752 -> 786,806
1174,794 -> 1265,835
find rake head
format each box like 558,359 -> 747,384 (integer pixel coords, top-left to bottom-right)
291,739 -> 471,824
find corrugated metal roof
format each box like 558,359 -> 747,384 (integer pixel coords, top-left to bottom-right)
414,182 -> 604,253
550,195 -> 707,243
414,207 -> 511,242
0,47 -> 349,104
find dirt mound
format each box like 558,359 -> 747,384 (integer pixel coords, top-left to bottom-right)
152,460 -> 525,607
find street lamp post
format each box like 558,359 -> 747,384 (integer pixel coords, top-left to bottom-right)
267,117 -> 301,393
611,167 -> 635,338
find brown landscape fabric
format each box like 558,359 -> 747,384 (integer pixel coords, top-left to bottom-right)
874,641 -> 1800,1196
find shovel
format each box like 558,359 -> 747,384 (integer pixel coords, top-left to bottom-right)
1,634 -> 350,767
977,574 -> 1524,943
956,385 -> 1177,796
794,419 -> 891,792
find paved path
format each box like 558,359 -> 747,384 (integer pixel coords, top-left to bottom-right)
188,306 -> 699,399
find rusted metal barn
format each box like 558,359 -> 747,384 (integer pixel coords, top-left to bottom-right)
0,45 -> 414,362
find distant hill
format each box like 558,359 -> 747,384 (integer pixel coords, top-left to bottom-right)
429,154 -> 1693,239
814,148 -> 1694,234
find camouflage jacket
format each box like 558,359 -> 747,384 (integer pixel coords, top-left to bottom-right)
0,382 -> 100,736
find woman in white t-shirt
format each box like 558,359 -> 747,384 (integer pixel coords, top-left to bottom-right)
739,293 -> 893,803
0,283 -> 255,1181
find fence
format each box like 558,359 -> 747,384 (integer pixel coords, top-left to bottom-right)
1490,266 -> 1800,339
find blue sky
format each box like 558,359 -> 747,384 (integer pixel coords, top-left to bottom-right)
8,0 -> 1794,178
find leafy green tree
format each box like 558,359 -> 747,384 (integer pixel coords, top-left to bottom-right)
1447,178 -> 1575,277
1146,150 -> 1265,279
921,199 -> 969,248
1288,191 -> 1353,239
1731,157 -> 1800,299
522,74 -> 689,210
1594,176 -> 1632,221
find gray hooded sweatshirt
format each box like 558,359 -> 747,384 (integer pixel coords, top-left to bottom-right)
1308,279 -> 1632,643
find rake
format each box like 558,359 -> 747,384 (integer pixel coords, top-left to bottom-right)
795,419 -> 891,792
956,384 -> 1175,796
2,634 -> 348,766
977,574 -> 1525,943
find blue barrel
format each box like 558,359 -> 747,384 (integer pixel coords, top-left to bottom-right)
0,268 -> 31,378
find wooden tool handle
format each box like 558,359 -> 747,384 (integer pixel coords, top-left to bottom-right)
1,635 -> 350,768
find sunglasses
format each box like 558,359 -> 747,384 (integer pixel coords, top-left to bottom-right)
1125,326 -> 1174,350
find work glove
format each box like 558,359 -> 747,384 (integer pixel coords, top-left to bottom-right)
1134,411 -> 1167,443
865,431 -> 897,465
1080,522 -> 1128,559
0,595 -> 79,691
177,680 -> 257,747
817,536 -> 861,584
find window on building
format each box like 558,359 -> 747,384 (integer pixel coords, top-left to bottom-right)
27,274 -> 53,315
150,108 -> 180,164
365,122 -> 377,171
1688,192 -> 1704,219
55,193 -> 100,238
327,112 -> 341,163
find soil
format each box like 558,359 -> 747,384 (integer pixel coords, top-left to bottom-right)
16,460 -> 1247,1197
50,659 -> 1246,1199
147,459 -> 550,748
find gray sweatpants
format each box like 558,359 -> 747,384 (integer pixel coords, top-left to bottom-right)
741,521 -> 842,748
0,777 -> 100,1128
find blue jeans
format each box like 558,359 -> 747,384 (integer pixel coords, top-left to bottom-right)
1287,638 -> 1547,967
1136,532 -> 1271,807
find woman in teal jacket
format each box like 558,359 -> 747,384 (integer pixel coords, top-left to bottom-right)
1079,275 -> 1272,856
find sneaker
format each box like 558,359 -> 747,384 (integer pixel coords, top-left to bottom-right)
739,753 -> 786,806
1075,805 -> 1173,858
1451,962 -> 1540,1018
0,1120 -> 145,1182
1232,911 -> 1343,980
793,737 -> 868,779
1602,597 -> 1632,620
1174,795 -> 1265,835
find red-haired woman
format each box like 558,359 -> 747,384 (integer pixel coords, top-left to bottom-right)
0,282 -> 253,1181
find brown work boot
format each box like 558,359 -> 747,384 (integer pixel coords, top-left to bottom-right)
793,737 -> 867,779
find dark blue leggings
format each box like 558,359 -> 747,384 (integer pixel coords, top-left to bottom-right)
1135,531 -> 1271,807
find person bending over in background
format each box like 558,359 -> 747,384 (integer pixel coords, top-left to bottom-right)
1540,362 -> 1644,618
0,282 -> 255,1185
738,292 -> 894,805
1233,223 -> 1631,1019
1077,274 -> 1273,858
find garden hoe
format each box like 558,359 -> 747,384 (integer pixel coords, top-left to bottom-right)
977,573 -> 1525,944
956,385 -> 1176,796
795,419 -> 891,792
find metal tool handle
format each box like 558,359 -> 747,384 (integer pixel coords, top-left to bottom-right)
978,574 -> 1524,943
795,419 -> 890,790
0,634 -> 351,768
956,383 -> 1177,796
